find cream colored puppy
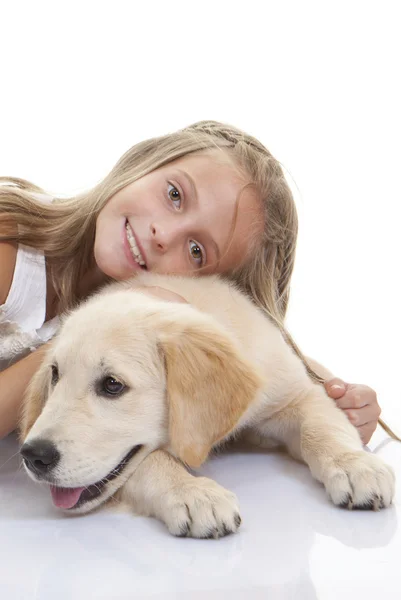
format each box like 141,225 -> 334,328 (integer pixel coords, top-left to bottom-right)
20,273 -> 395,538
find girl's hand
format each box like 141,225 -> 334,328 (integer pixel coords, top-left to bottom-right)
324,379 -> 381,445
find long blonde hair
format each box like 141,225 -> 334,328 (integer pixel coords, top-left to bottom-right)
0,121 -> 296,320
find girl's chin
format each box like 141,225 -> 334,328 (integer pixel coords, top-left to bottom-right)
94,259 -> 135,282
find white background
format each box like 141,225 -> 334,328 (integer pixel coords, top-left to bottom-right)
1,0 -> 400,425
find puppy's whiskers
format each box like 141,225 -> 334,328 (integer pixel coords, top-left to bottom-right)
10,459 -> 26,486
0,450 -> 21,471
98,474 -> 121,507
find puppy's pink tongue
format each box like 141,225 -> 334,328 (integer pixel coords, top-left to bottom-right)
50,485 -> 85,509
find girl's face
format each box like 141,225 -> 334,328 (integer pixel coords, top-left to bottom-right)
94,150 -> 263,280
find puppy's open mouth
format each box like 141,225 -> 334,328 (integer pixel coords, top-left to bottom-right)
49,445 -> 143,510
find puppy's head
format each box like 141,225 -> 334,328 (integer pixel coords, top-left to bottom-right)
20,289 -> 262,514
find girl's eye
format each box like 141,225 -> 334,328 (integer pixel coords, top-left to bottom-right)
168,184 -> 181,209
189,240 -> 205,266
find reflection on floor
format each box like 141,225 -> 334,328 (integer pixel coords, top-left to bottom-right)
1,428 -> 400,600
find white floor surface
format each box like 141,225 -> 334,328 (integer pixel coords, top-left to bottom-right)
1,427 -> 400,600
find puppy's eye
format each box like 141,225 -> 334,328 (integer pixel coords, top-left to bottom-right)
101,376 -> 125,397
51,365 -> 59,385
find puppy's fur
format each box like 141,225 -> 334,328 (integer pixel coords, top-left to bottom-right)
20,273 -> 395,538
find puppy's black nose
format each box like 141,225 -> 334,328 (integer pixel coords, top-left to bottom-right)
20,439 -> 60,475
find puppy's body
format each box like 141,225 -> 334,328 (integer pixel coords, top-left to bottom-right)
20,273 -> 395,538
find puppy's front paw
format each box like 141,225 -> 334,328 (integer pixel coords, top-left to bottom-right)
324,452 -> 395,510
161,477 -> 241,539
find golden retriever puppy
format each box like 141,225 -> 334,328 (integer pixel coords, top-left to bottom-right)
19,273 -> 395,538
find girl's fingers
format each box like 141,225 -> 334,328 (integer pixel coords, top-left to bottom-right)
325,378 -> 348,399
333,384 -> 376,410
325,379 -> 381,445
343,403 -> 381,428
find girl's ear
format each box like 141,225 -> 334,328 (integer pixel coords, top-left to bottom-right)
159,317 -> 263,468
19,353 -> 51,442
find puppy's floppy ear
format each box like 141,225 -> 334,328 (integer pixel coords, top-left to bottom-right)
19,353 -> 51,443
159,316 -> 263,468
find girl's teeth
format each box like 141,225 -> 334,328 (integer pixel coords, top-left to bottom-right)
126,223 -> 146,266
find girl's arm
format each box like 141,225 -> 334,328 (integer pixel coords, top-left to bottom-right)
0,344 -> 50,439
0,237 -> 50,439
306,356 -> 381,445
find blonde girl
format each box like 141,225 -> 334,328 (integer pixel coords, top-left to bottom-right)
0,121 -> 381,441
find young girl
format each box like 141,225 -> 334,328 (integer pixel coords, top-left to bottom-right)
0,120 -> 381,442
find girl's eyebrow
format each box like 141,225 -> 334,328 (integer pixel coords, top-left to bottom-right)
176,169 -> 221,263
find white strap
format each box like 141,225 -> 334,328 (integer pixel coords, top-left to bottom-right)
1,244 -> 47,333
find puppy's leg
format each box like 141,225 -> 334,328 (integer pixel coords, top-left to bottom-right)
117,450 -> 241,538
263,385 -> 395,510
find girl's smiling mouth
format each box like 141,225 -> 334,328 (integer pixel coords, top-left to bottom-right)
125,221 -> 147,269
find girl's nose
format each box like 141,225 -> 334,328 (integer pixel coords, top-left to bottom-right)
150,223 -> 168,252
150,220 -> 183,252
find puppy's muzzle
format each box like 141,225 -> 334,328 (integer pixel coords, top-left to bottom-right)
20,439 -> 60,478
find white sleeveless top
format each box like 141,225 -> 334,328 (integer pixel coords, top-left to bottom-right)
0,196 -> 60,371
